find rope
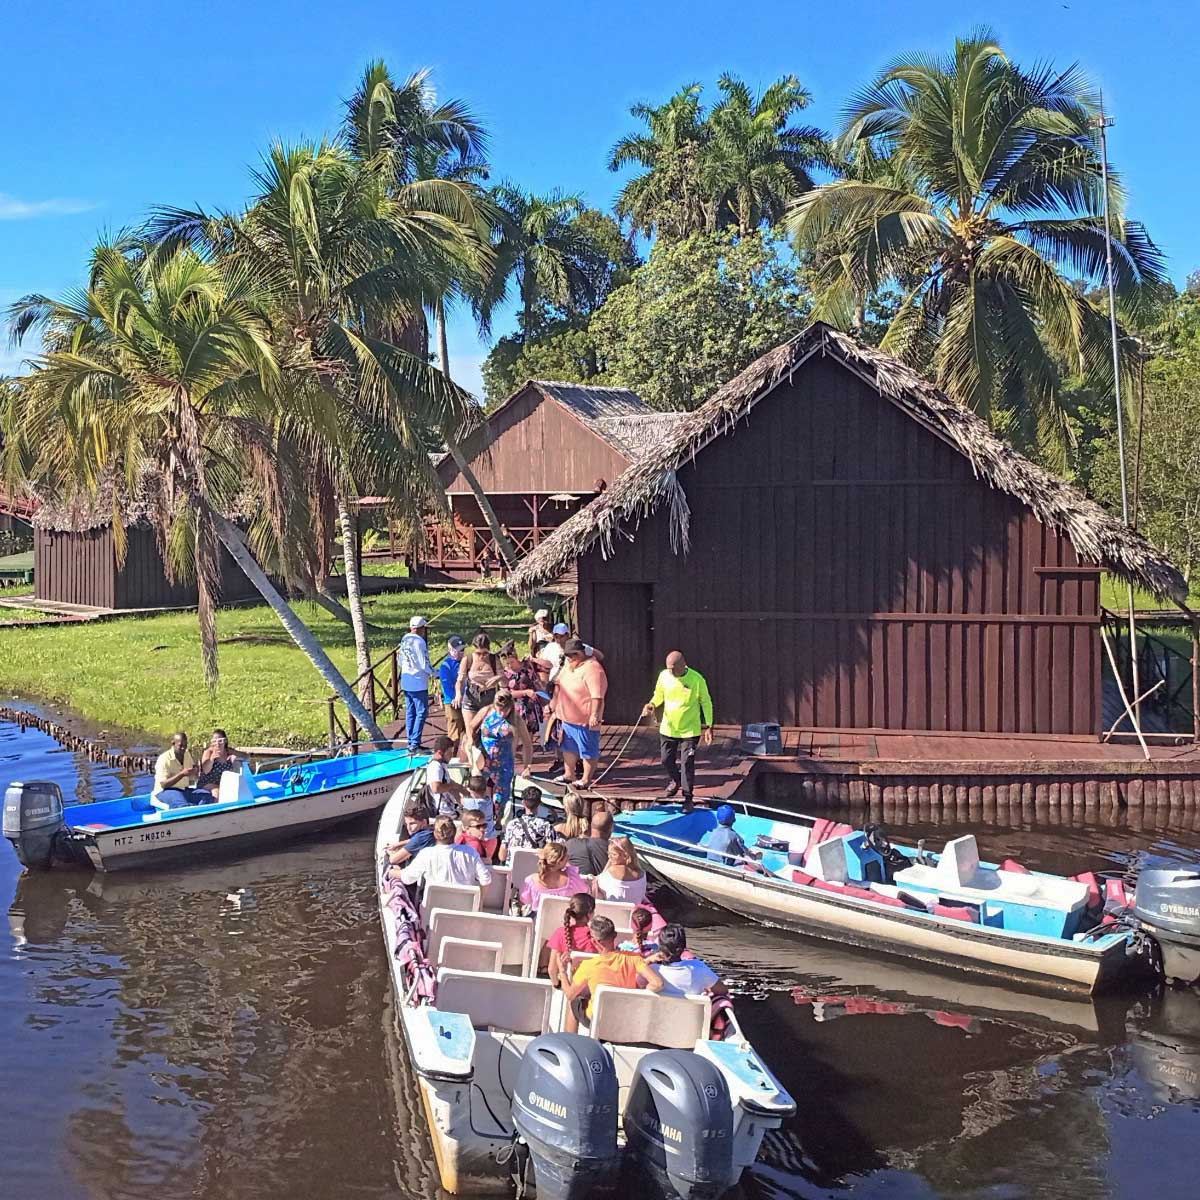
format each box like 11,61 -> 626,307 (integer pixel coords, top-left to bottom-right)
580,714 -> 651,787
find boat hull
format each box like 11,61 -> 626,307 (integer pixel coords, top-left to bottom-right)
640,847 -> 1137,994
75,773 -> 409,871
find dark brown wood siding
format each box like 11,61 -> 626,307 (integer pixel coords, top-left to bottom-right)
577,357 -> 1102,735
36,526 -> 258,610
438,388 -> 631,495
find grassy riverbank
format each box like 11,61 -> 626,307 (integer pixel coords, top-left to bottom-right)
0,587 -> 528,748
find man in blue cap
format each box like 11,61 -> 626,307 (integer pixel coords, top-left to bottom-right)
700,805 -> 760,867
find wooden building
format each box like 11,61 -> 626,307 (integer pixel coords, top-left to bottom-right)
510,324 -> 1186,731
34,510 -> 256,611
422,380 -> 682,579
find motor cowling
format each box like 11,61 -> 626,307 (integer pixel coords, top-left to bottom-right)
511,1033 -> 618,1200
3,781 -> 67,870
623,1049 -> 736,1200
1133,868 -> 1200,986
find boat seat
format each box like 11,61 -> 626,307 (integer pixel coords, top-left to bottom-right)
527,896 -> 639,975
480,865 -> 511,913
422,881 -> 482,917
436,968 -> 554,1035
437,936 -> 504,974
939,835 -> 981,887
893,849 -> 1091,913
427,909 -> 532,975
807,836 -> 849,883
589,986 -> 711,1050
507,846 -> 542,892
218,768 -> 256,805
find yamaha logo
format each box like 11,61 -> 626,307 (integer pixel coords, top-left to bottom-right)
589,1059 -> 604,1074
703,1083 -> 718,1099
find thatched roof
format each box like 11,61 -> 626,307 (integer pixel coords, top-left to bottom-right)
30,476 -> 156,532
508,322 -> 1187,602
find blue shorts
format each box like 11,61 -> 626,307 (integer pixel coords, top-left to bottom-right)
560,721 -> 600,761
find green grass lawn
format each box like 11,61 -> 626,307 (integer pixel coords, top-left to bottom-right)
0,585 -> 529,748
1100,573 -> 1200,612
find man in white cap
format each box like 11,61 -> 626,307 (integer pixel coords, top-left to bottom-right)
399,615 -> 433,752
528,608 -> 554,658
538,623 -> 603,685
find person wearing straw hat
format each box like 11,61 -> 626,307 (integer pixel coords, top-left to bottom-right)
528,608 -> 554,657
399,615 -> 433,752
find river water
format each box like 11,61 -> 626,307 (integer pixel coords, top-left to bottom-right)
2,713 -> 1199,1199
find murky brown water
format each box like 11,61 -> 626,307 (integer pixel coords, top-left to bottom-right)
3,713 -> 1200,1199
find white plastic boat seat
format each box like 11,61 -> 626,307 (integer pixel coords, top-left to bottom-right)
939,835 -> 981,886
892,862 -> 1090,912
218,768 -> 256,805
594,900 -> 637,933
438,936 -> 504,974
808,836 -> 849,883
527,897 -> 640,976
590,987 -> 711,1049
422,881 -> 482,917
506,846 -> 542,893
427,909 -> 533,975
436,968 -> 554,1035
480,865 -> 511,913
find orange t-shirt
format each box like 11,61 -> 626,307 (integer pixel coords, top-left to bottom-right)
555,658 -> 608,726
574,950 -> 642,1017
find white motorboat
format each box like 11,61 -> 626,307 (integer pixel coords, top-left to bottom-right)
374,770 -> 796,1198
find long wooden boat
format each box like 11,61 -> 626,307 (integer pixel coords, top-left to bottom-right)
608,802 -> 1152,995
5,748 -> 423,872
375,768 -> 795,1198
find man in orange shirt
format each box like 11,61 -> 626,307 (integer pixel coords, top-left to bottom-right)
553,639 -> 608,788
564,916 -> 663,1031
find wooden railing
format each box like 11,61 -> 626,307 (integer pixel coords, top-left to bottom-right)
326,642 -> 406,751
420,523 -> 551,574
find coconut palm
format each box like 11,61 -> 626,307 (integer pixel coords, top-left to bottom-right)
787,30 -> 1166,455
2,240 -> 389,740
339,63 -> 521,570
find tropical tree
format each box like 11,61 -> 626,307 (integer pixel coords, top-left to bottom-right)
610,75 -> 827,240
2,240 -> 389,740
339,62 -> 520,572
787,30 -> 1166,457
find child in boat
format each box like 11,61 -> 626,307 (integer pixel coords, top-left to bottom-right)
519,842 -> 585,913
460,774 -> 499,859
385,801 -> 436,869
455,810 -> 493,862
545,892 -> 598,987
618,906 -> 659,956
648,924 -> 727,999
700,805 -> 762,867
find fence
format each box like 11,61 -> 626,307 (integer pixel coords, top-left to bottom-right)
1101,606 -> 1199,739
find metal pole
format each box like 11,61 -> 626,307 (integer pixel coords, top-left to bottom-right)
1095,103 -> 1143,735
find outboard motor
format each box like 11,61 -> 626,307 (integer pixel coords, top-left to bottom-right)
511,1032 -> 618,1200
3,781 -> 67,870
623,1049 -> 736,1200
1133,868 -> 1200,986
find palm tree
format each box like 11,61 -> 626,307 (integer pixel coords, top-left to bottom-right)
787,30 -> 1166,455
340,62 -> 520,573
2,240 -> 390,741
610,84 -> 711,240
610,75 -> 827,240
153,131 -> 488,675
703,74 -> 828,235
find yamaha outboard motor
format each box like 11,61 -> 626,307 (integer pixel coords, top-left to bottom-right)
624,1049 -> 736,1200
3,781 -> 67,870
511,1032 -> 618,1200
1133,868 -> 1200,986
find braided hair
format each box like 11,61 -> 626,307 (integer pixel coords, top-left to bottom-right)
630,906 -> 654,955
562,892 -> 595,949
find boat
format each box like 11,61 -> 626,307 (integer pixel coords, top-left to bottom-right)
4,747 -> 424,872
600,801 -> 1184,994
375,767 -> 796,1199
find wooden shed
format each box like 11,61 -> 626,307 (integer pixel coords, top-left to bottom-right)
509,324 -> 1185,730
34,510 -> 257,611
422,380 -> 682,579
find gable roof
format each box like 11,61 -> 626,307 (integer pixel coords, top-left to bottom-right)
508,322 -> 1187,602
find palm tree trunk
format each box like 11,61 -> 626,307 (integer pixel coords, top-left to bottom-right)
337,490 -> 373,703
211,513 -> 389,745
435,301 -> 520,570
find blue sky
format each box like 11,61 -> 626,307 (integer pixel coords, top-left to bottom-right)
2,0 -> 1195,395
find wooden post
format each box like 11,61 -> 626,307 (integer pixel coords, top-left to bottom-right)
349,711 -> 359,755
1193,616 -> 1200,745
328,699 -> 337,750
390,647 -> 400,723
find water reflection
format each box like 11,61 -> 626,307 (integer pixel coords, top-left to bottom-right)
3,713 -> 1200,1198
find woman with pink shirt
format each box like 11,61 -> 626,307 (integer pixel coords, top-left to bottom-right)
519,842 -> 585,913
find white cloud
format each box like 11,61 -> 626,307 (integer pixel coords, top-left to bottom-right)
0,193 -> 95,220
